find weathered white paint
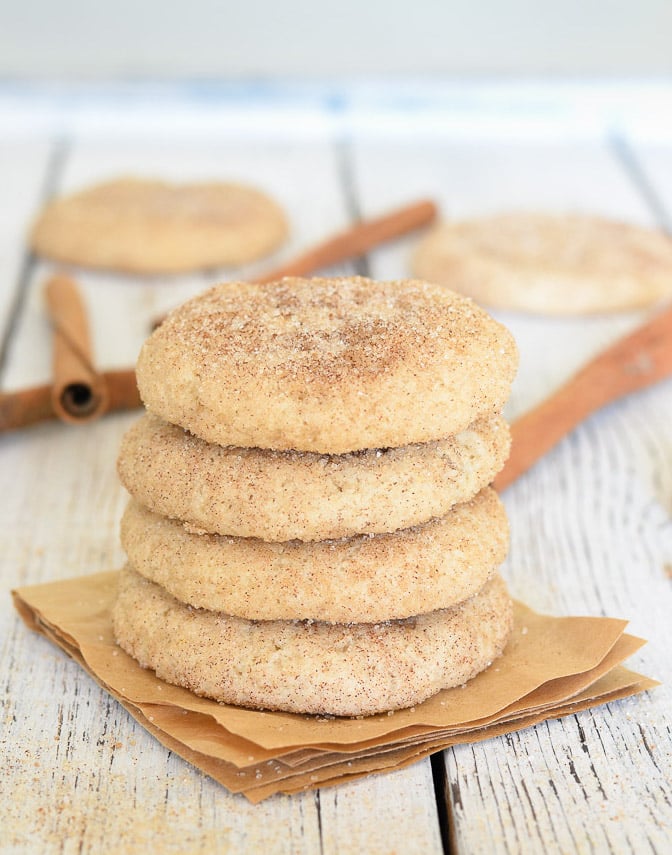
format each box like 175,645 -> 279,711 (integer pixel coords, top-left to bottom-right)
1,97 -> 671,853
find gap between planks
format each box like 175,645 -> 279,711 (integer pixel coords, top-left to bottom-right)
0,138 -> 69,382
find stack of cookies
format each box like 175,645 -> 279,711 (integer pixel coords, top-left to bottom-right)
113,276 -> 518,717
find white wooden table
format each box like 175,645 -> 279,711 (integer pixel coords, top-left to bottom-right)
1,82 -> 671,853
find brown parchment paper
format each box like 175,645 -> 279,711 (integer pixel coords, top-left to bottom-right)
12,570 -> 658,802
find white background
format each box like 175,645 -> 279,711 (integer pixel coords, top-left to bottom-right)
1,0 -> 671,78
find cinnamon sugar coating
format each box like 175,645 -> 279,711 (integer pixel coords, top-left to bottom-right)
136,276 -> 518,453
112,567 -> 513,716
121,488 -> 508,623
118,412 -> 510,541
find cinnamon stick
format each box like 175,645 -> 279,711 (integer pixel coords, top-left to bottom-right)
44,274 -> 109,423
152,199 -> 438,328
255,198 -> 438,283
494,302 -> 672,492
0,369 -> 140,434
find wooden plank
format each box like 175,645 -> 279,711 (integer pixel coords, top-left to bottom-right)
351,137 -> 672,852
629,142 -> 672,204
621,140 -> 672,231
0,135 -> 444,853
444,387 -> 672,853
318,766 -> 444,855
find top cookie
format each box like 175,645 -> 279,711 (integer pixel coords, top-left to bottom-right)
412,212 -> 672,314
29,177 -> 288,274
136,276 -> 518,453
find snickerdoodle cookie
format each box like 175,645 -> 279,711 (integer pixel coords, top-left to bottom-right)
121,487 -> 508,623
30,177 -> 288,273
412,212 -> 672,314
118,412 -> 510,541
112,566 -> 513,716
135,277 -> 518,453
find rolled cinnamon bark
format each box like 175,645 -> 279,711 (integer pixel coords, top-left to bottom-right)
0,383 -> 54,432
255,198 -> 438,283
44,274 -> 109,423
0,369 -> 141,434
493,300 -> 672,492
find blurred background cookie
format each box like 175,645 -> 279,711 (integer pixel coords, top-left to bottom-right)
412,212 -> 672,314
29,176 -> 288,273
